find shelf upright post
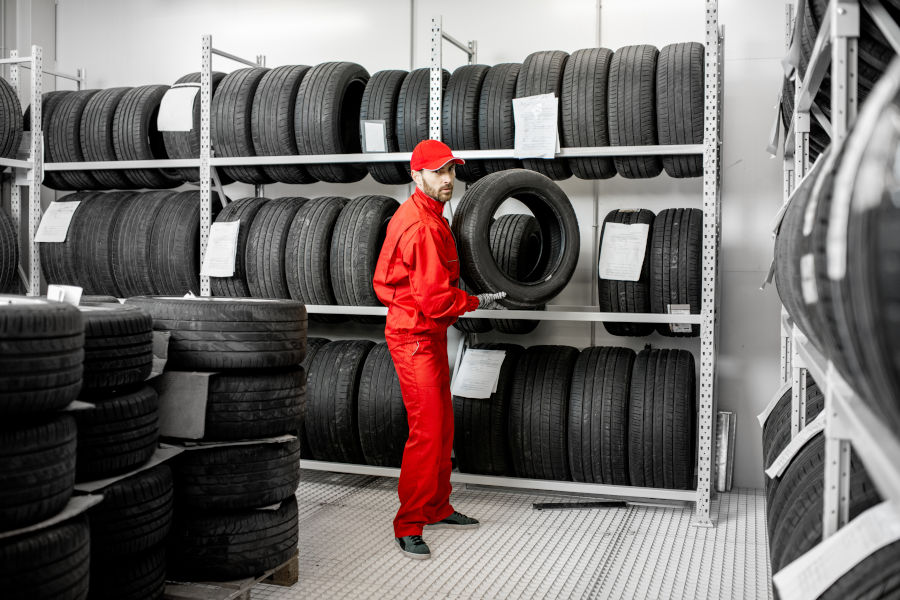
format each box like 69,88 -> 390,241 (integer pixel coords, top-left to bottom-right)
430,16 -> 443,141
694,0 -> 722,527
780,2 -> 796,386
254,53 -> 266,200
8,49 -> 22,291
199,35 -> 213,297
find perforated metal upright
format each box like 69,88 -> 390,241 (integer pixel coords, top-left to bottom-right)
199,34 -> 213,296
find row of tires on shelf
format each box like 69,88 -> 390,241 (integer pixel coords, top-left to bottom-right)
0,42 -> 705,186
0,208 -> 18,293
774,62 -> 900,433
306,338 -> 698,490
0,296 -> 305,598
781,0 -> 899,161
760,379 -> 900,598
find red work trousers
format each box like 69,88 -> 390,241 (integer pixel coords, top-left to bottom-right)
386,331 -> 455,538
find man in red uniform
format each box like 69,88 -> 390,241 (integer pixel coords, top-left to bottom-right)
373,139 -> 504,560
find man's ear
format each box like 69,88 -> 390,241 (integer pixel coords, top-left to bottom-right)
410,169 -> 422,187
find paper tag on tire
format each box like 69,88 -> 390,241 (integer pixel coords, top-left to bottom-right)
201,221 -> 241,277
598,223 -> 649,281
668,304 -> 692,333
157,84 -> 199,132
35,201 -> 80,243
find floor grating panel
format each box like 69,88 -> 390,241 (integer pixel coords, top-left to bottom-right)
250,470 -> 772,599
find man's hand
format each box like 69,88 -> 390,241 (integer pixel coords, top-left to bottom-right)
476,291 -> 507,308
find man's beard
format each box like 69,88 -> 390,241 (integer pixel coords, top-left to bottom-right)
423,179 -> 453,202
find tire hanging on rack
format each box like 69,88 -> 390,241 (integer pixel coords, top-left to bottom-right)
210,196 -> 270,298
150,190 -> 219,296
608,45 -> 663,178
560,47 -> 616,180
40,192 -> 100,289
111,191 -> 174,296
112,85 -> 183,189
357,343 -> 408,468
0,207 -> 18,293
649,208 -> 702,337
598,208 -> 655,337
295,61 -> 370,183
657,42 -> 704,178
81,87 -> 138,190
453,343 -> 523,476
360,69 -> 410,184
73,191 -> 133,296
300,337 -> 330,458
0,77 -> 23,159
442,64 -> 490,182
246,197 -> 309,299
30,90 -> 73,190
397,67 -> 450,153
46,89 -> 100,190
516,50 -> 571,180
487,214 -> 544,334
251,64 -> 317,184
478,63 -> 522,174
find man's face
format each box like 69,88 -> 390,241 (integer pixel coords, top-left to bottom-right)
412,162 -> 456,203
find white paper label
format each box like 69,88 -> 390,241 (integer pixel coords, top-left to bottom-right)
758,381 -> 792,428
774,501 -> 900,600
35,201 -> 80,243
667,304 -> 692,334
47,285 -> 83,306
157,84 -> 199,132
201,221 -> 241,278
450,349 -> 506,399
800,253 -> 818,304
513,93 -> 559,159
598,223 -> 650,281
765,411 -> 826,479
362,120 -> 388,153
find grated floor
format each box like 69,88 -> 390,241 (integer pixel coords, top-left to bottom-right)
251,470 -> 773,599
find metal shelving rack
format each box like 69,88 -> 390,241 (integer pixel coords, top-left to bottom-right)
34,3 -> 723,524
774,0 -> 900,582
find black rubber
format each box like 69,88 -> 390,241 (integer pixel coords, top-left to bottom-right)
210,67 -> 274,184
609,45 -> 663,178
479,63 -> 522,174
300,337 -> 330,458
168,496 -> 298,581
0,208 -> 17,293
204,367 -> 305,440
46,89 -> 100,190
568,347 -> 635,485
516,50 -> 571,180
0,296 -> 84,417
111,190 -> 174,296
453,169 -> 579,308
285,196 -> 347,321
162,71 -> 230,184
174,439 -> 300,510
294,61 -> 370,183
442,64 -> 490,182
650,208 -> 702,337
357,343 -> 408,468
124,296 -> 307,370
79,301 -> 153,391
88,464 -> 173,556
32,90 -> 73,189
74,385 -> 159,481
818,540 -> 900,600
561,47 -> 616,180
209,197 -> 270,298
397,67 -> 449,152
330,195 -> 399,320
508,345 -> 579,480
252,64 -> 317,184
628,348 -> 696,490
306,340 -> 374,463
0,413 -> 76,530
452,277 -> 493,333
360,69 -> 410,184
762,381 -> 825,475
40,192 -> 100,288
245,197 -> 308,299
88,545 -> 166,600
73,191 -> 134,296
151,190 -> 218,296
0,76 -> 23,159
487,214 -> 544,334
656,43 -> 704,178
80,87 -> 137,189
112,84 -> 182,189
598,209 -> 656,336
453,343 -> 523,476
0,516 -> 90,600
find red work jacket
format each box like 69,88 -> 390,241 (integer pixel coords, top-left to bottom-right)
373,187 -> 479,339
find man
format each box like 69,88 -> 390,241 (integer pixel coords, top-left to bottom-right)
373,139 -> 505,560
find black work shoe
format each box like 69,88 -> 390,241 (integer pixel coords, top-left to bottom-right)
426,511 -> 480,529
396,535 -> 431,559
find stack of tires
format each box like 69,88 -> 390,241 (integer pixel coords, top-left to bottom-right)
124,296 -> 305,581
305,339 -> 408,468
39,190 -> 222,297
0,77 -> 23,160
0,297 -> 88,599
72,301 -> 169,600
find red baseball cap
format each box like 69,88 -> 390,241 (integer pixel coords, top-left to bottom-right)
410,139 -> 465,171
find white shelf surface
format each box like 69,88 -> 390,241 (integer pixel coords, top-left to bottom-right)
0,157 -> 33,170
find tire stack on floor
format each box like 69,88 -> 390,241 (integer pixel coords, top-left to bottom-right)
71,300 -> 170,600
452,345 -> 697,489
304,339 -> 409,468
124,296 -> 305,581
0,297 -> 88,600
39,191 -> 222,297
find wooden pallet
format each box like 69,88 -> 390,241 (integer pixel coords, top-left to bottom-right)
163,551 -> 298,600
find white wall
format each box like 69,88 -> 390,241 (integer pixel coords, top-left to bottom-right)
53,0 -> 787,489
